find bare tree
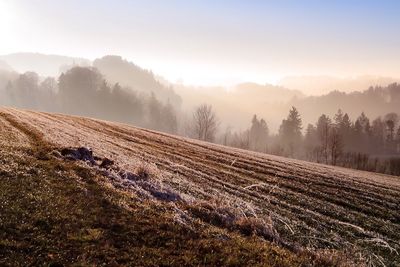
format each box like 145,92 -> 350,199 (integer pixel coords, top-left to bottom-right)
192,104 -> 218,142
230,130 -> 250,149
278,107 -> 302,156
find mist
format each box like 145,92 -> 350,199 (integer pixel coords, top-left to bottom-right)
0,53 -> 399,176
1,1 -> 400,177
2,2 -> 400,266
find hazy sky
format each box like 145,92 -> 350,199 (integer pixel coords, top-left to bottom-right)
1,0 -> 400,85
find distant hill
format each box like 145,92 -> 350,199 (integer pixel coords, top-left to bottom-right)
93,55 -> 181,106
174,82 -> 303,131
0,53 -> 90,77
234,82 -> 304,103
0,53 -> 182,106
0,60 -> 13,72
175,81 -> 400,133
1,52 -> 399,133
279,75 -> 400,95
289,83 -> 400,127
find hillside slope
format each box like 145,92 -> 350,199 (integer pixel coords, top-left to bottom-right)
0,108 -> 399,266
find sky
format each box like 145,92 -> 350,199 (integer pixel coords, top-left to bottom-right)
1,0 -> 400,85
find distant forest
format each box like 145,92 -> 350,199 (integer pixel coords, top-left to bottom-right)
0,55 -> 399,175
225,107 -> 400,176
0,57 -> 180,134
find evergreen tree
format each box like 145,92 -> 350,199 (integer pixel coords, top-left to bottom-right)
316,114 -> 331,164
329,125 -> 342,166
304,124 -> 318,161
386,119 -> 395,142
249,115 -> 269,152
340,113 -> 352,148
334,109 -> 344,126
371,117 -> 385,154
279,106 -> 302,156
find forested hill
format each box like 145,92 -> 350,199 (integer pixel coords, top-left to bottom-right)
93,55 -> 182,106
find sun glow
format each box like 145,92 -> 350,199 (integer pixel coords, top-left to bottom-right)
0,1 -> 19,54
0,1 -> 13,29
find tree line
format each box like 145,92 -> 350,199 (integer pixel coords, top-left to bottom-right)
1,67 -> 399,175
1,67 -> 178,134
221,107 -> 400,175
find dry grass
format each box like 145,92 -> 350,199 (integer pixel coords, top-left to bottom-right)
186,199 -> 280,242
135,161 -> 151,180
0,111 -> 313,266
1,107 -> 399,266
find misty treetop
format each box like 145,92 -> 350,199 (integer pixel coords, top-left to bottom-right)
93,56 -> 181,107
278,107 -> 303,156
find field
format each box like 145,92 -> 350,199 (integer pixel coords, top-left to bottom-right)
0,107 -> 399,266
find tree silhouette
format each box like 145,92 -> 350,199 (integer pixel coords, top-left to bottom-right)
249,115 -> 269,152
279,106 -> 302,156
192,104 -> 218,142
316,114 -> 331,164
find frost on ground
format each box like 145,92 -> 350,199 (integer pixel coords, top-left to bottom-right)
54,146 -> 184,203
1,107 -> 399,266
53,146 -> 277,242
